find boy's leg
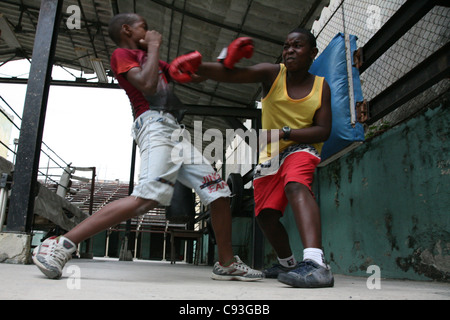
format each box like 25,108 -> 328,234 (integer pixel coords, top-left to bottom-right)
278,182 -> 334,288
176,170 -> 234,264
177,166 -> 262,280
209,198 -> 263,281
65,196 -> 158,244
256,209 -> 299,278
253,171 -> 298,277
256,208 -> 292,259
33,111 -> 178,279
174,131 -> 234,265
284,182 -> 322,249
173,124 -> 262,280
33,196 -> 158,279
209,197 -> 234,265
278,151 -> 323,251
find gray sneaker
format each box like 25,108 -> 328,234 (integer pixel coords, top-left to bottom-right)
32,236 -> 76,279
263,263 -> 298,278
211,255 -> 263,281
277,259 -> 334,288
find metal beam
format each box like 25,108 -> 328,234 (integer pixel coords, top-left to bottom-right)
184,105 -> 260,119
367,42 -> 449,125
7,0 -> 63,233
176,82 -> 253,107
358,0 -> 436,74
0,77 -> 119,89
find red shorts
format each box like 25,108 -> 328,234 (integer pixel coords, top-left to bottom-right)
253,151 -> 320,217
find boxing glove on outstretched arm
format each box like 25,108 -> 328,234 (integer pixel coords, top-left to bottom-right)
169,51 -> 203,83
218,37 -> 254,69
169,37 -> 254,83
169,36 -> 276,85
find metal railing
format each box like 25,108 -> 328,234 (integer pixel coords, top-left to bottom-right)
0,94 -> 96,232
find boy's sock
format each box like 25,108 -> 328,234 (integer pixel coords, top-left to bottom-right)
221,256 -> 237,267
278,255 -> 297,268
303,248 -> 326,267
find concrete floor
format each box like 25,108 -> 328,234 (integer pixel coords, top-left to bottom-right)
0,257 -> 448,301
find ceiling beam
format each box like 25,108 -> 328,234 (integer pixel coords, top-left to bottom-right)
150,0 -> 284,46
175,83 -> 254,107
184,105 -> 260,119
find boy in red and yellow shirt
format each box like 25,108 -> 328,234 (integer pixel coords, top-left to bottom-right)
171,28 -> 334,288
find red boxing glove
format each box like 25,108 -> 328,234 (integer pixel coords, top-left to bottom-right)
218,37 -> 254,69
169,51 -> 202,83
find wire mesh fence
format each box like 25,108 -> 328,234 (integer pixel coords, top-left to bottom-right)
311,0 -> 449,128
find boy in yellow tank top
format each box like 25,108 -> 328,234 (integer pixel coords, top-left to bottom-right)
170,28 -> 333,288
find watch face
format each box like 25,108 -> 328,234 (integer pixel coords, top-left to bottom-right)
283,126 -> 290,140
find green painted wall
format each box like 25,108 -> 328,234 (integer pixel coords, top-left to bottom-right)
266,104 -> 449,281
230,217 -> 254,263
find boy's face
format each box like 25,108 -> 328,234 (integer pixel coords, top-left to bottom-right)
282,32 -> 318,71
125,16 -> 148,48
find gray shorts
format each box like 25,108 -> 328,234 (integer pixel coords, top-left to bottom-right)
131,110 -> 230,206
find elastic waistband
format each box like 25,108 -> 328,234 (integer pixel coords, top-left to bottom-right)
133,110 -> 178,131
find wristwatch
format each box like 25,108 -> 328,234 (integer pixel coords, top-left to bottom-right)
282,126 -> 291,141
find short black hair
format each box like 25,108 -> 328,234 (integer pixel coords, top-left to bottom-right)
288,28 -> 317,48
108,13 -> 141,45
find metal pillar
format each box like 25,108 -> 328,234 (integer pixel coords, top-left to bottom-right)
7,0 -> 63,233
119,141 -> 137,261
251,114 -> 264,270
0,173 -> 12,232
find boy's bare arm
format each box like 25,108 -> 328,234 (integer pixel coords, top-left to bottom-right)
196,62 -> 277,86
126,30 -> 162,96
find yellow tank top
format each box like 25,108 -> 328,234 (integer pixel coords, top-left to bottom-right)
259,64 -> 324,163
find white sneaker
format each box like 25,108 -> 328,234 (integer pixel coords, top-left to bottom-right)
211,255 -> 263,281
32,236 -> 76,279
